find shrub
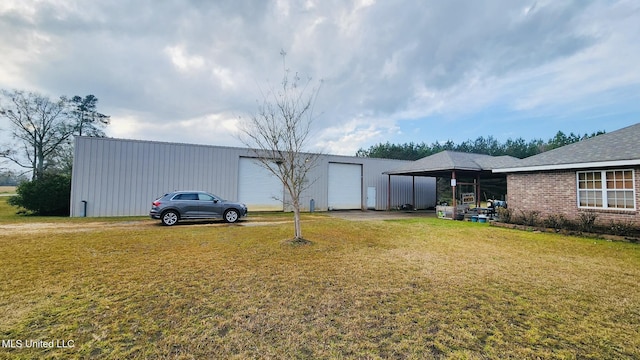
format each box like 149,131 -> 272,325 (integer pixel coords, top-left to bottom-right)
577,210 -> 598,233
517,210 -> 540,227
496,207 -> 512,223
543,213 -> 568,230
609,220 -> 637,237
7,174 -> 71,216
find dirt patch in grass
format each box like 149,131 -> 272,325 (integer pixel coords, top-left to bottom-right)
240,220 -> 291,227
0,186 -> 16,194
326,209 -> 436,221
0,214 -> 321,236
0,220 -> 156,235
281,237 -> 314,246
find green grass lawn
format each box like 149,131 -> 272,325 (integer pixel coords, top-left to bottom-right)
1,198 -> 639,359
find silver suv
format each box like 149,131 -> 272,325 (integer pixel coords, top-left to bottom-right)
150,191 -> 248,226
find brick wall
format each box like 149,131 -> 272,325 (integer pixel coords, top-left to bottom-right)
507,167 -> 640,227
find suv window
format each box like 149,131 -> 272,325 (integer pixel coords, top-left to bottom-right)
173,193 -> 198,200
198,193 -> 215,201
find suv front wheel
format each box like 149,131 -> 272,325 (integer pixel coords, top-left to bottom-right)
224,209 -> 239,223
161,210 -> 179,226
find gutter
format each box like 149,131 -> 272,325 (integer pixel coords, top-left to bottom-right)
493,159 -> 640,173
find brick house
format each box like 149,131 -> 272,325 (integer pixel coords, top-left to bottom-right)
494,123 -> 640,227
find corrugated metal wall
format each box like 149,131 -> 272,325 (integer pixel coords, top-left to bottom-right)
71,137 -> 436,217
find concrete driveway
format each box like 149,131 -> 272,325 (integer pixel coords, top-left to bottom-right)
324,210 -> 436,221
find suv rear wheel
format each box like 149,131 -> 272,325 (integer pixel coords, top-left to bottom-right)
161,210 -> 179,226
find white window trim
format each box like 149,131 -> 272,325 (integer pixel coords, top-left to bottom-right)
576,169 -> 637,211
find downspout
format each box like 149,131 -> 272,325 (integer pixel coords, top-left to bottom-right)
412,175 -> 416,210
387,174 -> 391,211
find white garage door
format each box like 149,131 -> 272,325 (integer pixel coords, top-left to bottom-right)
238,158 -> 283,211
328,163 -> 362,210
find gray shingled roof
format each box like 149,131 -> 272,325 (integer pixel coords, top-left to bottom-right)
494,122 -> 640,172
385,151 -> 520,175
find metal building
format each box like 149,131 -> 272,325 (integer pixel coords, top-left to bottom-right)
70,137 -> 436,217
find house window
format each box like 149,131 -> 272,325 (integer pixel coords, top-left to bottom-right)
577,170 -> 635,210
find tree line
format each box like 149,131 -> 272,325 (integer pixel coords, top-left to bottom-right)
355,130 -> 605,160
1,90 -> 109,180
0,169 -> 28,186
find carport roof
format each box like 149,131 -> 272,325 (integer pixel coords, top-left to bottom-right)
384,151 -> 521,177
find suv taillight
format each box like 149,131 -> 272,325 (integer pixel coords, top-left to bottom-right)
152,201 -> 161,207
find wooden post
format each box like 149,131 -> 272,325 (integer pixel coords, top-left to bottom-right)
476,175 -> 481,208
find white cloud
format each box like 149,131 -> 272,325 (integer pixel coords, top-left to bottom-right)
509,2 -> 640,111
315,116 -> 400,155
164,45 -> 205,73
109,110 -> 243,148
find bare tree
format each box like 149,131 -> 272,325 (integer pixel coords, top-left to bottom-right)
238,52 -> 322,242
0,90 -> 75,180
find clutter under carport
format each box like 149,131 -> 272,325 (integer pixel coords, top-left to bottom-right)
437,199 -> 506,221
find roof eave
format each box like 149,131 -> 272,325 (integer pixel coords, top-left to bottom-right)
493,159 -> 640,173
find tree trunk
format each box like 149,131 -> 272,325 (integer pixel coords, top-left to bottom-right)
293,204 -> 302,239
36,144 -> 45,180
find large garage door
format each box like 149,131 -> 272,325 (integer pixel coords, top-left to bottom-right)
328,163 -> 362,210
238,158 -> 283,211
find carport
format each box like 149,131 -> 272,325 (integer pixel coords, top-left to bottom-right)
383,151 -> 520,210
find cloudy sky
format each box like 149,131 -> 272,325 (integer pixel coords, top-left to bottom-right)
1,0 -> 639,156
